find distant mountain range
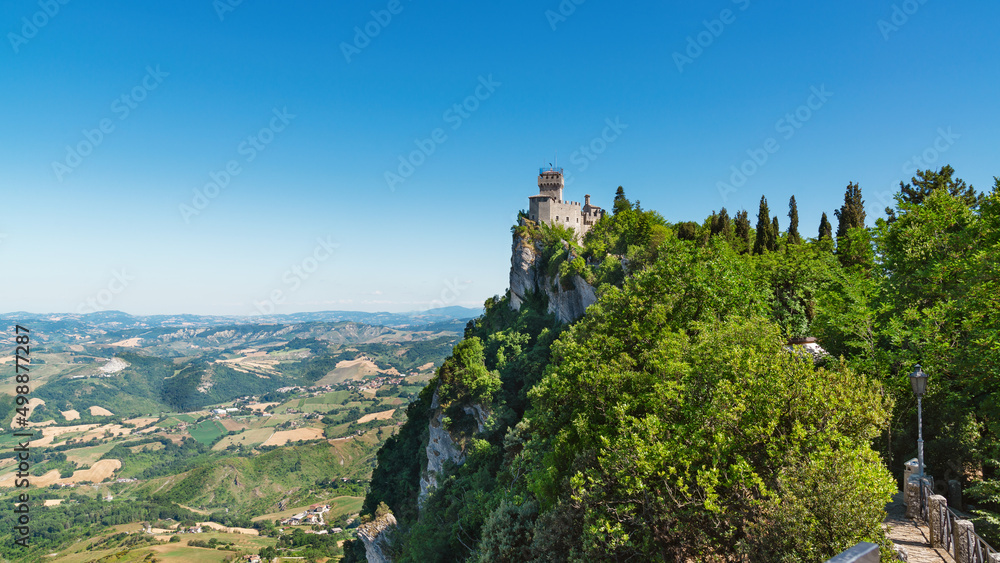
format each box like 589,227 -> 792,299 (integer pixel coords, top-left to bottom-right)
0,306 -> 483,330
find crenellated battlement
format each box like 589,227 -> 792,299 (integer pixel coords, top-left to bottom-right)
527,167 -> 604,239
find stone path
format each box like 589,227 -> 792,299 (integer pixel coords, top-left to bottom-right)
885,491 -> 955,562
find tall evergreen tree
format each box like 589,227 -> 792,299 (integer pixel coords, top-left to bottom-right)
734,210 -> 751,253
613,186 -> 630,214
835,182 -> 866,243
834,182 -> 869,268
710,207 -> 732,239
771,216 -> 780,251
787,196 -> 801,245
753,196 -> 773,254
818,212 -> 833,240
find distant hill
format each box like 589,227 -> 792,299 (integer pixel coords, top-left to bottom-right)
0,307 -> 482,330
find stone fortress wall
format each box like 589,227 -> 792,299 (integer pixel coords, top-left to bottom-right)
526,167 -> 603,238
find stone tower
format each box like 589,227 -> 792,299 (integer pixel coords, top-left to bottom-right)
527,167 -> 604,239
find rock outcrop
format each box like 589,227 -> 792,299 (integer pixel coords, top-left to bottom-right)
509,231 -> 597,324
357,512 -> 397,563
419,390 -> 466,505
418,389 -> 491,506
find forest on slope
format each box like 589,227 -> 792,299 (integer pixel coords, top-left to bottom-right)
347,166 -> 1000,562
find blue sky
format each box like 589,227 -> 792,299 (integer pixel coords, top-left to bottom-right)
2,0 -> 998,316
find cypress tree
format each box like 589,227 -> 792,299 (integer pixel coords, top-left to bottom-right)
818,212 -> 833,240
834,182 -> 868,268
834,182 -> 866,242
734,210 -> 751,253
753,196 -> 772,255
787,196 -> 801,245
613,186 -> 630,214
771,216 -> 780,251
710,207 -> 733,239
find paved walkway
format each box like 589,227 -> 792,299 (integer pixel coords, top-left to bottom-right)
885,491 -> 955,563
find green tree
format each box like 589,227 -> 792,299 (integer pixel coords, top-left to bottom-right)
787,196 -> 801,245
710,207 -> 733,241
819,212 -> 833,241
754,196 -> 775,254
612,186 -> 630,214
893,165 -> 980,212
835,183 -> 867,268
436,337 -> 501,406
734,209 -> 752,253
524,306 -> 895,561
676,221 -> 698,241
771,216 -> 781,250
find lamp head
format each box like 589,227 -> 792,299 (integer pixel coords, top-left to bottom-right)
909,364 -> 928,397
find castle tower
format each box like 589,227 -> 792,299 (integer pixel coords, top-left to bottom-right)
538,167 -> 564,201
527,166 -> 604,239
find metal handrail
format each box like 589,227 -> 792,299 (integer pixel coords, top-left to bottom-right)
919,480 -> 998,563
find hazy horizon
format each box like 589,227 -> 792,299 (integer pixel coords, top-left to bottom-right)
4,1 -> 998,315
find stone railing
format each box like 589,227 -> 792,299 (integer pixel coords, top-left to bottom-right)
900,457 -> 1000,563
920,479 -> 999,563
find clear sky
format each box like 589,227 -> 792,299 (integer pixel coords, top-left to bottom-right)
2,0 -> 998,316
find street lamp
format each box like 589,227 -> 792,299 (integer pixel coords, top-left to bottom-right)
909,364 -> 929,479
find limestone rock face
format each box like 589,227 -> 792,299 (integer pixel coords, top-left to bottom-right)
357,512 -> 397,563
509,234 -> 540,311
509,233 -> 597,324
418,389 -> 491,507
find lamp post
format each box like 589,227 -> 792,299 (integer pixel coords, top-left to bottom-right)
909,364 -> 929,479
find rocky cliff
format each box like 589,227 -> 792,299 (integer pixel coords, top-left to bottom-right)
418,389 -> 490,507
509,231 -> 597,324
357,512 -> 397,563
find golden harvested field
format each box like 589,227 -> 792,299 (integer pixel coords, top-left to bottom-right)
81,424 -> 130,441
211,427 -> 275,451
0,459 -> 124,487
34,424 -> 100,446
220,418 -> 246,432
260,427 -> 324,446
43,499 -> 64,506
357,409 -> 396,424
198,521 -> 259,535
109,337 -> 142,347
125,416 -> 159,428
61,459 -> 121,484
315,357 -> 381,385
62,409 -> 80,420
89,405 -> 114,416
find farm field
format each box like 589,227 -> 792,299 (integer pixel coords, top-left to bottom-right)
0,311 -> 467,561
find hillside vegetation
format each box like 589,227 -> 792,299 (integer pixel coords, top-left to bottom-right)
348,167 -> 1000,562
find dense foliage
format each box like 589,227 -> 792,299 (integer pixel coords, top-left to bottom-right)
339,167 -> 1000,560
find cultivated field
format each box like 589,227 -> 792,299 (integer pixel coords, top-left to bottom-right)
358,409 -> 396,424
261,427 -> 324,446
